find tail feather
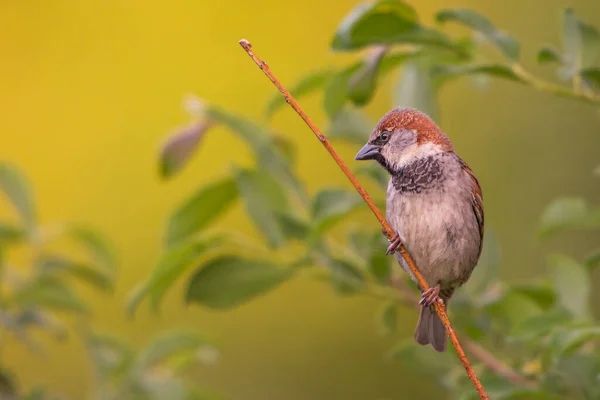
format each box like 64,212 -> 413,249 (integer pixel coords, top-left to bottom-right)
414,305 -> 447,352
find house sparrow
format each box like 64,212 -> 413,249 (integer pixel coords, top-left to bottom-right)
355,107 -> 484,352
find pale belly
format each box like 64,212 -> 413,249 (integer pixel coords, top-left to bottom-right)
386,182 -> 481,290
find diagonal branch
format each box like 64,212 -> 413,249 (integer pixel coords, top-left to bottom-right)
238,38 -> 490,399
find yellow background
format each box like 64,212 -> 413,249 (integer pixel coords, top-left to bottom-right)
1,0 -> 600,399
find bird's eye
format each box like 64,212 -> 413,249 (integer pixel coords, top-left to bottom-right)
380,131 -> 390,142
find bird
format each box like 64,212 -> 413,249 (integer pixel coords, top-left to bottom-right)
354,107 -> 484,352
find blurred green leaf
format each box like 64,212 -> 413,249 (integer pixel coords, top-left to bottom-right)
394,62 -> 439,121
38,255 -> 114,291
436,8 -> 520,60
486,290 -> 544,329
327,109 -> 372,145
354,164 -> 389,189
537,46 -> 563,64
127,234 -> 222,315
165,179 -> 238,246
508,283 -> 556,309
87,333 -> 134,377
539,197 -> 600,238
434,65 -> 525,85
0,368 -> 17,398
544,325 -> 600,368
160,121 -> 211,179
308,188 -> 364,245
347,49 -> 386,106
0,163 -> 36,235
322,257 -> 365,294
509,309 -> 571,341
563,8 -> 600,77
66,225 -> 117,271
468,230 -> 501,295
389,338 -> 455,377
584,248 -> 600,271
235,169 -> 290,248
0,222 -> 24,244
332,0 -> 457,53
265,70 -> 332,119
548,254 -> 590,318
206,107 -> 306,203
12,276 -> 87,313
14,309 -> 67,341
276,211 -> 310,240
580,67 -> 600,91
186,256 -> 293,309
377,301 -> 397,335
271,135 -> 297,165
323,66 -> 360,118
135,331 -> 217,371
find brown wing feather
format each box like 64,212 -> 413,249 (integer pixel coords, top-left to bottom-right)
458,157 -> 484,260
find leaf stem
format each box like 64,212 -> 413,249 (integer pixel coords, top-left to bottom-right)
239,38 -> 489,400
510,63 -> 600,105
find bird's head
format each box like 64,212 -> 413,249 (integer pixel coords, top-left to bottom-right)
354,107 -> 453,174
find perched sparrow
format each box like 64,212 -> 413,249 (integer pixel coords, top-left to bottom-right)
355,107 -> 484,352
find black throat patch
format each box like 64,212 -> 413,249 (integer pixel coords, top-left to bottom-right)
391,155 -> 446,193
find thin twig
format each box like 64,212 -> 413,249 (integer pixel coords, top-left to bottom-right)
239,38 -> 489,400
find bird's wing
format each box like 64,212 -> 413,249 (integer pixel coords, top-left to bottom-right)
458,157 -> 484,260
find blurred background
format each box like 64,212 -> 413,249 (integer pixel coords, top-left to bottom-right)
1,0 -> 600,399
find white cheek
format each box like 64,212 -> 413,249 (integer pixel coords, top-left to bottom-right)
384,142 -> 443,170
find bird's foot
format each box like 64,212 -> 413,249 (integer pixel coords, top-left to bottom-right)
385,230 -> 402,255
419,284 -> 441,307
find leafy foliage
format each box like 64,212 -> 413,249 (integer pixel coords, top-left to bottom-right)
138,2 -> 600,399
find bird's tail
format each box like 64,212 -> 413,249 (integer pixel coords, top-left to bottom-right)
414,303 -> 447,352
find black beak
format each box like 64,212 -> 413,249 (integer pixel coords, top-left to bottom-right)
354,143 -> 381,160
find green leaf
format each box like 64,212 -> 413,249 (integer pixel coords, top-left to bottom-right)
12,276 -> 88,313
389,338 -> 455,377
332,0 -> 457,53
323,257 -> 365,294
265,70 -> 332,119
186,256 -> 293,309
0,163 -> 36,235
323,66 -> 359,118
467,230 -> 501,295
165,179 -> 238,246
537,46 -> 563,64
539,197 -> 594,238
159,121 -> 211,179
508,283 -> 556,309
394,62 -> 439,121
580,67 -> 600,91
276,211 -> 310,240
548,254 -> 590,318
87,333 -> 134,376
271,135 -> 297,165
127,234 -> 221,315
562,8 -> 600,76
544,326 -> 600,368
0,222 -> 24,244
66,225 -> 117,271
584,248 -> 600,271
436,8 -> 520,60
135,331 -> 217,371
38,255 -> 114,291
235,169 -> 290,248
308,188 -> 364,245
0,369 -> 16,398
377,302 -> 397,335
509,309 -> 571,341
354,164 -> 389,189
347,50 -> 386,106
206,107 -> 306,203
327,109 -> 372,145
434,65 -> 525,85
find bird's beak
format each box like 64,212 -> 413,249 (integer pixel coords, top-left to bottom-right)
354,143 -> 381,160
